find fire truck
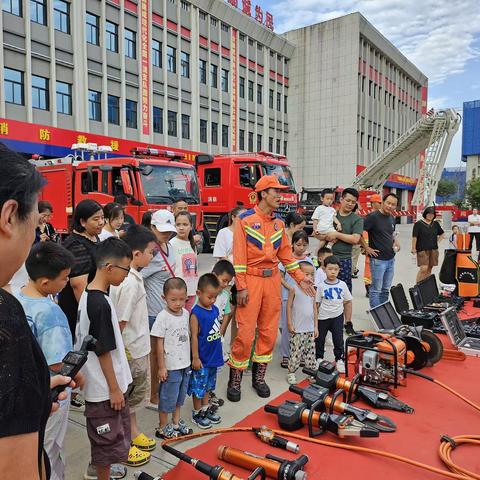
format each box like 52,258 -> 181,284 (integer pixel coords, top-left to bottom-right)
33,144 -> 208,249
191,151 -> 298,245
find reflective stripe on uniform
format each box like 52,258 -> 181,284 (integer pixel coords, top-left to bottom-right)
234,264 -> 247,273
252,352 -> 273,363
245,226 -> 266,244
285,261 -> 299,271
228,354 -> 250,370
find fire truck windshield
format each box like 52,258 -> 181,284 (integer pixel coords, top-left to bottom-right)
261,164 -> 296,192
141,164 -> 200,205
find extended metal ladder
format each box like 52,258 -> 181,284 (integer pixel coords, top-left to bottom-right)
352,109 -> 461,211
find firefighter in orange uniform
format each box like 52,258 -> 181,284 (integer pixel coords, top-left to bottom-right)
228,176 -> 316,402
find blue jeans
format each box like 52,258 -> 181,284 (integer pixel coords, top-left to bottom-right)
369,258 -> 395,308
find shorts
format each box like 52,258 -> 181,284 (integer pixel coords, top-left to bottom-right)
85,398 -> 131,467
417,249 -> 439,267
149,315 -> 157,330
187,367 -> 218,399
127,354 -> 150,412
158,367 -> 191,413
316,226 -> 336,234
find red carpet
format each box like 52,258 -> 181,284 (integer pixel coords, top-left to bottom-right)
163,331 -> 480,479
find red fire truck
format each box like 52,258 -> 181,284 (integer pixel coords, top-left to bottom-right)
33,144 -> 208,249
191,151 -> 298,245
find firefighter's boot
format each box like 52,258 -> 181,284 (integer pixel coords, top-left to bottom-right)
252,362 -> 271,398
227,367 -> 243,403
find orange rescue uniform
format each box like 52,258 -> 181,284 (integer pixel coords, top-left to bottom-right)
229,206 -> 305,370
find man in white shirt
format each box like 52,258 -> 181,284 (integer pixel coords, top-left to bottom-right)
468,208 -> 480,253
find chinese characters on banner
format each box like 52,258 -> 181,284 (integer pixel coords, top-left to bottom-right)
140,0 -> 150,135
227,0 -> 274,30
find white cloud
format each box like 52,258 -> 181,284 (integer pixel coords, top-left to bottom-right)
273,0 -> 480,84
428,96 -> 449,109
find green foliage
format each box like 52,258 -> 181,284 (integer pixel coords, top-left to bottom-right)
436,179 -> 457,198
466,177 -> 480,208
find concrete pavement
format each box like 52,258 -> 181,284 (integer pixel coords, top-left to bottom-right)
64,223 -> 449,479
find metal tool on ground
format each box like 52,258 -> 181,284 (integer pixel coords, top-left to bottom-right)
253,426 -> 300,453
51,334 -> 97,402
161,443 -> 266,479
264,401 -> 379,438
289,384 -> 396,433
218,446 -> 308,480
304,360 -> 414,413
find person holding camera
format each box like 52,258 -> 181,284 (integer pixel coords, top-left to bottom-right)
35,201 -> 58,243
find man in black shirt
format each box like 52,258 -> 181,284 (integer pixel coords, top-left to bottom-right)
364,193 -> 400,308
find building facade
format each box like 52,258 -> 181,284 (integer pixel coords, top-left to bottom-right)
284,13 -> 428,198
0,0 -> 292,160
463,100 -> 480,183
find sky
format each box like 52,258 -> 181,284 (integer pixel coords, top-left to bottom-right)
259,0 -> 480,168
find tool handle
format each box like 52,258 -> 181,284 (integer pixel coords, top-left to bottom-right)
264,405 -> 279,414
302,367 -> 316,376
289,385 -> 304,395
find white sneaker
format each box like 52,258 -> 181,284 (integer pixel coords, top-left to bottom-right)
287,373 -> 297,385
335,359 -> 345,374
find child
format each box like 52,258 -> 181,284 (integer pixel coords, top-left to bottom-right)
449,225 -> 460,249
315,246 -> 331,288
188,274 -> 223,429
315,255 -> 353,374
279,230 -> 314,368
286,261 -> 318,385
312,188 -> 342,249
74,238 -> 133,480
171,211 -> 198,312
99,202 -> 124,241
110,225 -> 157,465
150,277 -> 193,439
16,242 -> 75,480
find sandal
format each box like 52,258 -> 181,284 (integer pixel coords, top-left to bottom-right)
280,357 -> 289,369
123,445 -> 150,467
132,432 -> 156,452
155,423 -> 180,440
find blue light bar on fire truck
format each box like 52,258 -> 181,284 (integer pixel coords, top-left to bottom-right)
130,146 -> 185,160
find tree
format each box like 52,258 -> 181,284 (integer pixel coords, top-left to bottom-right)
436,179 -> 457,199
466,177 -> 480,208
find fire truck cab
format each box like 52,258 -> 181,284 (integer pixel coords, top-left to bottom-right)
33,144 -> 205,247
193,151 -> 298,245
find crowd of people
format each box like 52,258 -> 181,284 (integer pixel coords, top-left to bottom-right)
0,141 -> 451,480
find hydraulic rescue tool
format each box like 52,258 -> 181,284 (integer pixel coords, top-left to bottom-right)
160,443 -> 266,479
253,426 -> 300,453
289,384 -> 397,433
264,401 -> 379,438
217,446 -> 309,480
303,360 -> 414,413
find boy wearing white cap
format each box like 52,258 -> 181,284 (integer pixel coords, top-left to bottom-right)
141,209 -> 178,408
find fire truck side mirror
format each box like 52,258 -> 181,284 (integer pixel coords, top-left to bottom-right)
120,169 -> 133,197
196,154 -> 214,165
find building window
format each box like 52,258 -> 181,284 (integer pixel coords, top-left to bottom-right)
168,111 -> 177,136
248,80 -> 254,101
126,100 -> 137,128
284,140 -> 287,155
180,51 -> 190,78
248,38 -> 254,47
257,134 -> 262,151
276,92 -> 281,111
276,138 -> 280,154
125,29 -> 136,59
221,22 -> 229,32
239,32 -> 245,41
199,10 -> 207,20
239,129 -> 245,150
221,69 -> 229,92
210,64 -> 218,88
153,106 -> 163,133
3,0 -> 22,16
284,95 -> 287,113
152,40 -> 162,67
108,95 -> 120,125
269,137 -> 273,152
269,89 -> 274,108
181,0 -> 190,11
32,75 -> 49,110
257,84 -> 262,104
4,68 -> 24,105
88,90 -> 101,121
211,17 -> 217,26
54,0 -> 69,33
106,21 -> 118,52
200,119 -> 207,143
86,12 -> 99,45
222,125 -> 228,147
248,132 -> 253,151
239,77 -> 245,98
211,122 -> 218,145
181,114 -> 190,139
56,81 -> 71,115
167,46 -> 176,73
31,0 -> 46,25
199,59 -> 207,84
